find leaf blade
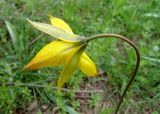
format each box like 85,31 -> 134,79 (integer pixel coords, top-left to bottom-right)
5,21 -> 17,50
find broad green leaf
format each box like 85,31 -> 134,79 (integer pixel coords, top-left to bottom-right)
57,44 -> 86,92
28,19 -> 83,42
5,21 -> 17,50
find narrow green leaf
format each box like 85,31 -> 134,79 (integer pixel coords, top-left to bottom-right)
57,44 -> 86,92
5,21 -> 17,50
28,19 -> 83,42
64,106 -> 80,114
142,56 -> 160,63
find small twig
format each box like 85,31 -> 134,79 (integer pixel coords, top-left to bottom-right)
0,82 -> 104,93
124,106 -> 131,114
52,107 -> 60,114
28,33 -> 44,46
42,105 -> 51,113
76,96 -> 91,99
106,89 -> 118,100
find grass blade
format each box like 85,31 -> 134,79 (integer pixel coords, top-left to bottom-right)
5,21 -> 17,50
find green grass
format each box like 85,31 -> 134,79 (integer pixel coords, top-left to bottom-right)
0,0 -> 160,114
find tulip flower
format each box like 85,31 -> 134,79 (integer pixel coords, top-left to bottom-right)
23,15 -> 140,114
24,15 -> 98,91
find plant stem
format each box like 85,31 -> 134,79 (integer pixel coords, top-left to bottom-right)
0,82 -> 104,93
87,34 -> 140,114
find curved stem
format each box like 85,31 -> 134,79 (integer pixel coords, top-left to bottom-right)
87,34 -> 140,114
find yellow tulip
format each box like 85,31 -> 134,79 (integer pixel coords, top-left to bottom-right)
24,15 -> 98,91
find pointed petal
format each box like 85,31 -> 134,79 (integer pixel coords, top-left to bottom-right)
49,15 -> 73,34
79,53 -> 98,76
57,44 -> 86,92
28,19 -> 82,42
23,41 -> 76,70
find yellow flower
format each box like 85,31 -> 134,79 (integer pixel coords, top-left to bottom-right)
24,15 -> 98,91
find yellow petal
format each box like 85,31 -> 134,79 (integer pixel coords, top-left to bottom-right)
79,53 -> 98,76
49,15 -> 73,34
57,44 -> 86,92
28,19 -> 82,42
23,41 -> 76,70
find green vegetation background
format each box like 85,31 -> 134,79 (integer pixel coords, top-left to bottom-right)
0,0 -> 160,114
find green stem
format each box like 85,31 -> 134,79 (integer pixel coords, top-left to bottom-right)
87,34 -> 140,114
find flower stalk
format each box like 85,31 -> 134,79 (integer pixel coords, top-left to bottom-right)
87,34 -> 140,114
